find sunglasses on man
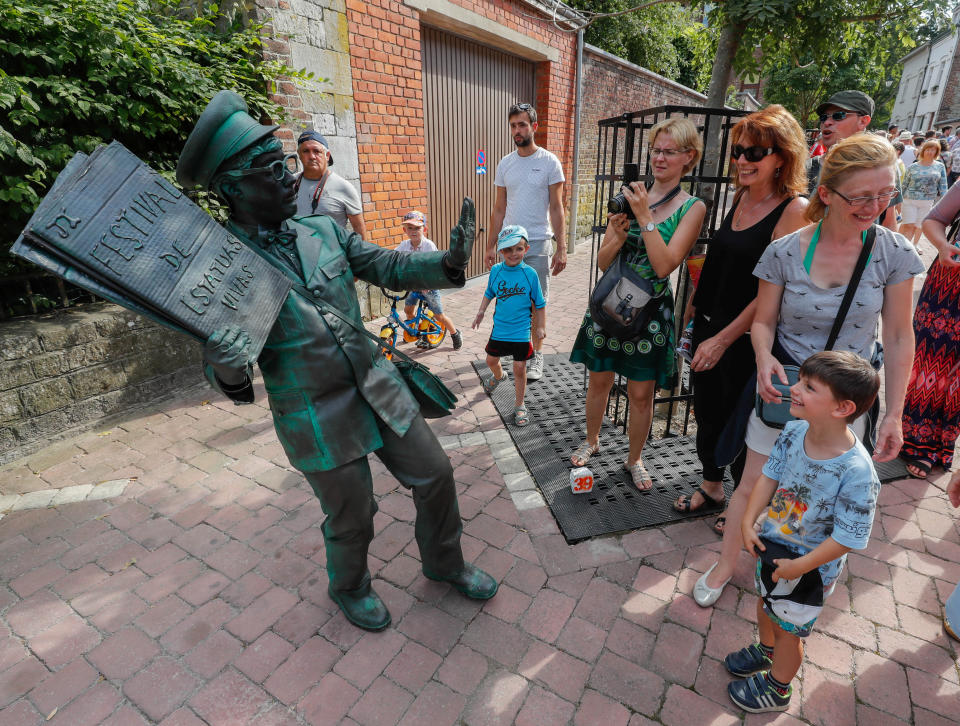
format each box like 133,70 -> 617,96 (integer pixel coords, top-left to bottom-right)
730,145 -> 777,162
818,110 -> 861,124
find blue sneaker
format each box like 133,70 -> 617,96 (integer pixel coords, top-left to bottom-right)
728,672 -> 791,713
724,643 -> 773,677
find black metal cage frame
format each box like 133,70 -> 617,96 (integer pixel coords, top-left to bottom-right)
587,104 -> 752,438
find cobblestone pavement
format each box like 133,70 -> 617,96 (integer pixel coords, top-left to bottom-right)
1,240 -> 957,725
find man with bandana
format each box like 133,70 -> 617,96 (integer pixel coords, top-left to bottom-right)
294,130 -> 367,238
177,90 -> 497,631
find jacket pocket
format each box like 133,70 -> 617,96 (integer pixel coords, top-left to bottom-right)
267,390 -> 318,461
320,254 -> 349,280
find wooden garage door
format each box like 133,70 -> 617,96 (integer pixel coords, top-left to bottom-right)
422,26 -> 536,279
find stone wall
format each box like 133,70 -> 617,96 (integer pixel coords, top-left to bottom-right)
575,45 -> 706,241
258,0 -> 361,186
0,304 -> 203,467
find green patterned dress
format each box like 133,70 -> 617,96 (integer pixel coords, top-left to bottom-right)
570,197 -> 700,388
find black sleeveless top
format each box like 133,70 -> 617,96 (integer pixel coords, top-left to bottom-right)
692,196 -> 793,330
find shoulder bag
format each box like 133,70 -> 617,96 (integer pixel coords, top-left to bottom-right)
755,224 -> 877,429
588,185 -> 681,341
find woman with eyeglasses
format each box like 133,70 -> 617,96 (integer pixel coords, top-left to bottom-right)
569,117 -> 706,490
672,105 -> 808,533
899,139 -> 948,246
900,180 -> 960,479
692,133 -> 923,607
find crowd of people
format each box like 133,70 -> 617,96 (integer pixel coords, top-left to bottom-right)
187,88 -> 959,716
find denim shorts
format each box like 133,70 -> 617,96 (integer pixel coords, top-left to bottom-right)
405,290 -> 443,315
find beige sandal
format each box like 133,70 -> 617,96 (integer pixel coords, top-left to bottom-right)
571,441 -> 600,467
624,461 -> 653,491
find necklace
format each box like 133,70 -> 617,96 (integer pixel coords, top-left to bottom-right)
734,188 -> 776,228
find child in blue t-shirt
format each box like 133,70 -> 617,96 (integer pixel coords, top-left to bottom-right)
473,225 -> 545,426
724,351 -> 881,714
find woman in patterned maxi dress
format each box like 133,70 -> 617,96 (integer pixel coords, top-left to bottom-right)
900,182 -> 960,477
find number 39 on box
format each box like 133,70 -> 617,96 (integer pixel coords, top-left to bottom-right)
570,467 -> 594,494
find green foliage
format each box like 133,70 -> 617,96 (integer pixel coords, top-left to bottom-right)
763,7 -> 951,128
0,0 -> 300,277
567,0 -> 710,86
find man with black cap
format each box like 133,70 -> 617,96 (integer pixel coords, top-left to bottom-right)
807,90 -> 899,230
295,130 -> 368,239
177,90 -> 497,632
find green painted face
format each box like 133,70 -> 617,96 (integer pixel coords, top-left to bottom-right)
223,148 -> 299,226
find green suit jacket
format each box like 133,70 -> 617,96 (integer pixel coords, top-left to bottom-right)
206,214 -> 463,472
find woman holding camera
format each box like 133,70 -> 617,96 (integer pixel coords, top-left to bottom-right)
691,134 -> 923,607
673,105 -> 808,530
569,117 -> 706,490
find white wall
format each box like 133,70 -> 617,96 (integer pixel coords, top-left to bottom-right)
891,29 -> 959,132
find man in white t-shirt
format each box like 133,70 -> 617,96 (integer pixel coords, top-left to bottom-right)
486,103 -> 566,381
295,131 -> 368,238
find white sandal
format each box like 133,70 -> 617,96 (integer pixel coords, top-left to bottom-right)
693,563 -> 731,608
570,441 -> 600,467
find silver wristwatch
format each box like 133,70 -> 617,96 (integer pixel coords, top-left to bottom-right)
642,220 -> 656,233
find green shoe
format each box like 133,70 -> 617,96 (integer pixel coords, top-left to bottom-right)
424,563 -> 498,600
328,586 -> 392,631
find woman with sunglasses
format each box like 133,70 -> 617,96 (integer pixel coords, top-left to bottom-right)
569,117 -> 705,490
672,105 -> 808,531
900,179 -> 960,478
692,134 -> 923,607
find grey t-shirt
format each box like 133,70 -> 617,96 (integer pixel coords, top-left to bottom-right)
295,171 -> 362,231
754,225 -> 924,364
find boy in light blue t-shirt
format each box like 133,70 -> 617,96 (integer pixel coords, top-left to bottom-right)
724,351 -> 881,714
473,225 -> 545,426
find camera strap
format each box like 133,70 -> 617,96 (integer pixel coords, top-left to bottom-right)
647,184 -> 682,211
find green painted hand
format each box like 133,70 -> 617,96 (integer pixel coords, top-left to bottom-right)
446,197 -> 475,270
204,326 -> 252,385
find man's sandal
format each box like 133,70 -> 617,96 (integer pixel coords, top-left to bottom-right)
624,461 -> 653,491
673,486 -> 725,514
514,405 -> 529,426
571,441 -> 600,467
483,372 -> 508,395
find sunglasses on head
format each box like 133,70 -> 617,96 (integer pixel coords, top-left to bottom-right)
818,110 -> 860,124
731,145 -> 777,162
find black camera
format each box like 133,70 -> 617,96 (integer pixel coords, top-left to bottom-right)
607,163 -> 641,219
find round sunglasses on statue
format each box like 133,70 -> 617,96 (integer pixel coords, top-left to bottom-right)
731,145 -> 777,162
221,153 -> 302,181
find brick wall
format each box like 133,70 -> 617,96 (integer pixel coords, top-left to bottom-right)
0,304 -> 203,466
575,45 -> 706,240
344,0 -> 578,248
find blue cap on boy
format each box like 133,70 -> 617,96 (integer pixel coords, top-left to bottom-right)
497,225 -> 528,251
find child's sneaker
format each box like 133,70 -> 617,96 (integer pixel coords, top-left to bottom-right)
451,330 -> 463,350
724,643 -> 773,677
727,672 -> 791,713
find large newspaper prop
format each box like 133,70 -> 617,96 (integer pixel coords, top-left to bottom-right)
11,141 -> 291,360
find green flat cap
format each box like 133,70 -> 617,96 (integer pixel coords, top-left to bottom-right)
176,90 -> 279,190
816,90 -> 874,118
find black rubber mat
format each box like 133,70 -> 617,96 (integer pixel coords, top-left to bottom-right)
875,457 -> 910,483
473,354 -> 735,543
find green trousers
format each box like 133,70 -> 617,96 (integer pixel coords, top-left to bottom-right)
303,413 -> 465,594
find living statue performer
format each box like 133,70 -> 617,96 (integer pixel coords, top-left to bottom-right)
176,90 -> 497,631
